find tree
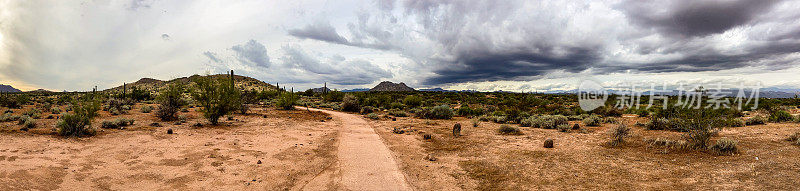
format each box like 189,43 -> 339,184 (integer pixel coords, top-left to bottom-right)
191,76 -> 241,125
156,83 -> 186,121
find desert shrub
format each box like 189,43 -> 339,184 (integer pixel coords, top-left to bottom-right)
645,117 -> 686,131
497,125 -> 523,135
529,115 -> 568,129
556,123 -> 571,132
0,113 -> 21,122
57,101 -> 100,137
456,106 -> 477,117
275,92 -> 297,110
416,105 -> 453,119
769,110 -> 793,122
746,116 -> 767,126
568,114 -> 590,121
478,115 -> 490,122
360,106 -> 376,114
682,120 -> 718,149
366,113 -> 379,120
609,124 -> 630,147
491,116 -> 507,124
156,83 -> 186,121
191,76 -> 241,125
140,105 -> 154,113
711,138 -> 738,155
582,115 -> 602,127
50,107 -> 62,114
403,95 -> 423,108
389,102 -> 404,109
22,117 -> 36,130
341,94 -> 361,112
22,108 -> 41,119
101,118 -> 135,129
388,109 -> 407,117
728,118 -> 746,127
645,138 -> 689,150
520,117 -> 534,127
109,108 -> 121,115
471,118 -> 480,127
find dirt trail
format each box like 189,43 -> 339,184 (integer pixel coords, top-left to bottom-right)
304,107 -> 413,191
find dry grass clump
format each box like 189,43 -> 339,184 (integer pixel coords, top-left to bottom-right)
645,138 -> 690,150
787,132 -> 800,146
497,125 -> 523,135
100,118 -> 135,129
711,138 -> 738,155
609,124 -> 630,147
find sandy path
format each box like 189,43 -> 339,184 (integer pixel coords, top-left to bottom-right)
304,107 -> 412,191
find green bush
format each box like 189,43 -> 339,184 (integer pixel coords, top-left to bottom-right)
341,94 -> 361,112
497,125 -> 523,135
528,115 -> 568,129
275,92 -> 297,110
0,113 -> 21,122
556,123 -> 571,132
711,138 -> 738,155
57,101 -> 100,137
22,108 -> 41,119
416,105 -> 453,119
366,113 -> 380,120
140,105 -> 154,113
582,115 -> 602,127
403,95 -> 423,108
156,83 -> 186,121
191,76 -> 241,125
101,118 -> 135,129
746,116 -> 767,126
769,110 -> 793,122
682,119 -> 717,149
388,109 -> 407,117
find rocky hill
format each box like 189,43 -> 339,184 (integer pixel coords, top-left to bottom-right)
0,84 -> 21,93
369,81 -> 415,92
104,74 -> 277,94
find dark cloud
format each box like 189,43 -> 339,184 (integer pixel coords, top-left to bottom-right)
280,46 -> 392,85
288,22 -> 350,45
426,47 -> 600,85
203,51 -> 223,63
231,39 -> 270,68
128,0 -> 154,11
620,0 -> 782,37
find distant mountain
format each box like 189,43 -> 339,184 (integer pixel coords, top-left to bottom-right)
341,88 -> 370,92
0,84 -> 21,93
419,88 -> 479,93
28,89 -> 52,93
104,74 -> 277,93
369,81 -> 415,92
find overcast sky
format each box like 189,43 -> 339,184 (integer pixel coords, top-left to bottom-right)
1,0 -> 800,92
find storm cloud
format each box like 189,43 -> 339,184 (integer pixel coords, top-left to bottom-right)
288,0 -> 800,86
231,40 -> 271,68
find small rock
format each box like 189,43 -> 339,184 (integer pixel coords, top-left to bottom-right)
424,154 -> 437,161
544,139 -> 554,148
257,160 -> 262,164
392,117 -> 397,121
326,117 -> 332,120
167,128 -> 173,134
572,124 -> 580,130
392,127 -> 405,134
423,134 -> 432,140
320,120 -> 325,122
150,122 -> 162,127
192,123 -> 203,127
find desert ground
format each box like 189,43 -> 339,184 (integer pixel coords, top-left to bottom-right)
2,103 -> 800,190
